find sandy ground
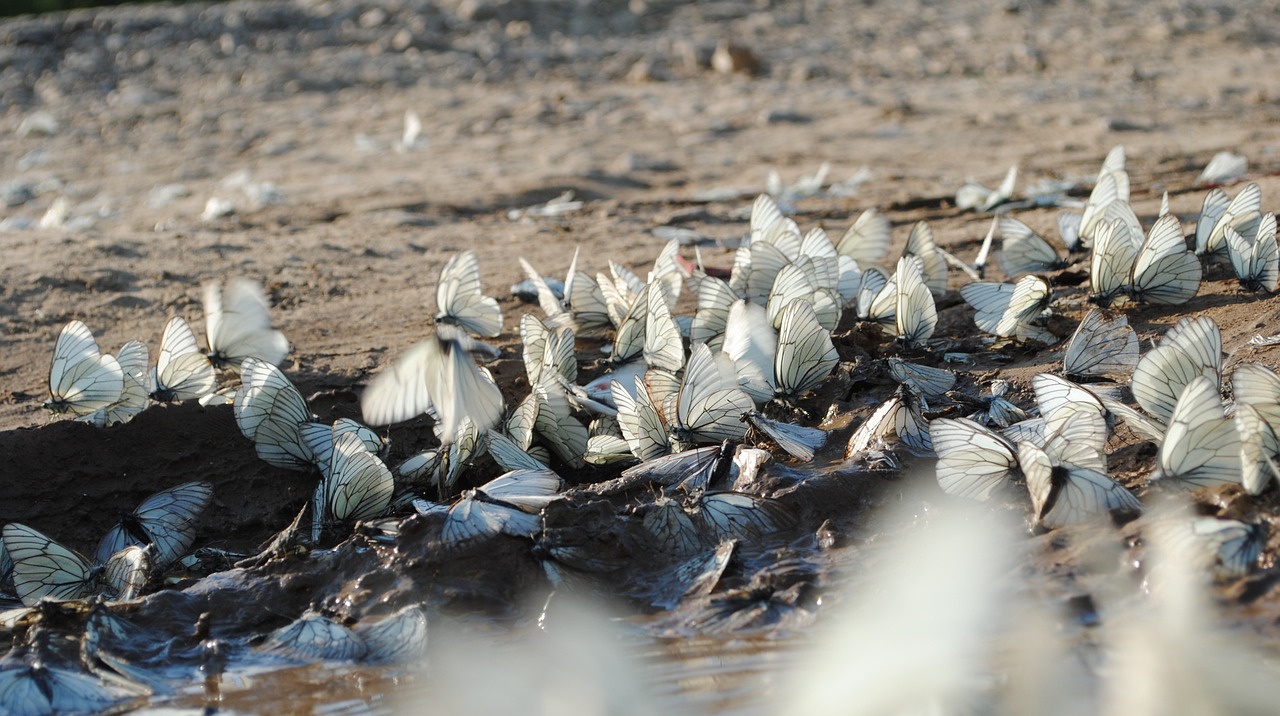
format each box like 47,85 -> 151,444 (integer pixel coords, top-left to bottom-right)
6,0 -> 1280,707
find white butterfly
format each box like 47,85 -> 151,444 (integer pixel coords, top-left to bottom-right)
234,357 -> 314,470
999,216 -> 1067,275
1018,435 -> 1140,530
609,281 -> 654,365
532,376 -> 589,468
313,432 -> 395,539
774,299 -> 839,402
3,523 -> 100,605
1061,308 -> 1138,379
356,604 -> 431,664
0,659 -> 144,714
613,375 -> 671,461
1131,316 -> 1221,423
1152,375 -> 1241,488
1231,362 -> 1280,447
265,612 -> 369,662
361,327 -> 504,442
955,165 -> 1017,212
520,313 -> 577,388
643,495 -> 704,554
94,481 -> 212,568
855,267 -> 892,323
971,379 -> 1030,428
1075,147 -> 1129,246
518,248 -> 613,337
150,316 -> 216,402
845,387 -> 933,458
1235,402 -> 1280,495
734,240 -> 793,305
743,410 -> 827,461
886,358 -> 955,399
959,275 -> 1052,343
1195,182 -> 1262,259
930,417 -> 1019,501
299,418 -> 386,478
1225,213 -> 1279,292
695,491 -> 797,543
669,344 -> 754,450
1031,374 -> 1109,441
435,250 -> 503,337
690,276 -> 737,352
203,277 -> 289,371
643,282 -> 685,374
765,262 -> 841,331
894,256 -> 937,348
489,429 -> 551,471
903,221 -> 948,296
835,207 -> 892,268
44,320 -> 123,417
1090,213 -> 1202,306
82,339 -> 148,427
432,469 -> 564,544
722,299 -> 778,405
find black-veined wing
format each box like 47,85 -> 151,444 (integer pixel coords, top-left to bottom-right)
774,299 -> 838,400
671,344 -> 753,449
1088,218 -> 1139,306
1152,375 -> 1241,488
1131,316 -> 1221,423
1236,403 -> 1280,496
99,544 -> 150,601
94,481 -> 212,568
643,281 -> 684,374
2,523 -> 95,606
0,660 -> 144,714
1097,396 -> 1167,443
319,432 -> 395,530
690,276 -> 737,352
151,316 -> 216,402
835,207 -> 891,268
741,241 -> 792,306
1226,213 -> 1279,292
1062,308 -> 1138,379
999,216 -> 1066,275
532,377 -> 589,468
903,221 -> 948,296
235,358 -> 313,470
613,376 -> 671,461
83,339 -> 149,427
886,358 -> 955,399
610,281 -> 651,365
354,605 -> 430,664
488,430 -> 551,471
1018,442 -> 1140,530
894,256 -> 937,348
856,267 -> 892,323
1077,163 -> 1127,245
1127,213 -> 1201,305
264,612 -> 368,662
435,250 -> 502,337
743,410 -> 826,462
695,492 -> 797,543
931,417 -> 1019,501
203,277 -> 289,371
1196,182 -> 1262,259
44,320 -> 123,417
643,496 -> 703,554
1031,374 -> 1108,439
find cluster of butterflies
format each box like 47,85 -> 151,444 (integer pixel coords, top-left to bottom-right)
6,144 -> 1279,710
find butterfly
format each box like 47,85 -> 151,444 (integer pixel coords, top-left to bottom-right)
1061,308 -> 1138,379
0,658 -> 144,714
695,491 -> 797,543
94,481 -> 213,568
44,320 -> 123,417
518,248 -> 612,337
435,250 -> 503,337
531,376 -> 590,468
855,267 -> 892,324
361,327 -> 504,442
299,418 -> 386,478
1089,213 -> 1202,306
1195,182 -> 1262,259
1225,213 -> 1279,292
1131,316 -> 1221,423
313,432 -> 395,539
1235,403 -> 1280,495
81,339 -> 148,427
894,256 -> 938,349
959,275 -> 1053,343
743,410 -> 827,461
885,358 -> 955,400
643,281 -> 685,374
903,221 -> 948,296
1018,423 -> 1141,530
773,299 -> 840,402
203,277 -> 289,371
668,344 -> 754,450
955,165 -> 1017,212
835,207 -> 892,268
356,604 -> 431,664
234,357 -> 314,470
150,316 -> 216,402
613,375 -> 671,461
430,469 -> 564,544
690,276 -> 738,352
1151,375 -> 1241,488
264,612 -> 369,662
2,523 -> 125,605
999,216 -> 1068,275
930,417 -> 1019,501
845,386 -> 933,458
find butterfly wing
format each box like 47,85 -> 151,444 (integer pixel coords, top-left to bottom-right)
3,523 -> 95,605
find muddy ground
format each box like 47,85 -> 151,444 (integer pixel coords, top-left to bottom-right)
5,0 -> 1280,710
